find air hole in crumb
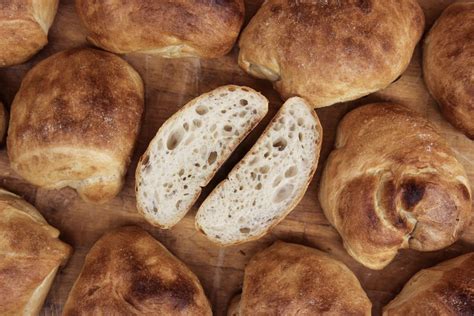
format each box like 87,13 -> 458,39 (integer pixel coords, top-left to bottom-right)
241,87 -> 249,92
184,185 -> 188,189
290,124 -> 296,132
249,157 -> 259,166
239,111 -> 247,118
264,152 -> 270,158
229,87 -> 236,92
250,172 -> 256,180
273,184 -> 294,203
285,166 -> 297,178
208,151 -> 217,165
240,227 -> 250,234
221,109 -> 227,114
193,119 -> 202,127
176,200 -> 182,208
167,128 -> 184,150
178,169 -> 184,176
210,124 -> 217,132
183,122 -> 189,131
240,99 -> 248,106
297,118 -> 304,126
224,125 -> 233,132
273,138 -> 287,151
255,183 -> 262,190
196,105 -> 208,115
298,133 -> 304,141
259,166 -> 270,174
273,176 -> 282,188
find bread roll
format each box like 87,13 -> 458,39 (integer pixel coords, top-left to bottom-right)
319,103 -> 472,270
232,242 -> 371,315
63,226 -> 211,316
238,0 -> 424,108
383,252 -> 474,315
136,85 -> 268,229
196,97 -> 322,246
7,48 -> 144,204
0,188 -> 71,315
423,2 -> 474,139
0,0 -> 58,67
76,0 -> 245,58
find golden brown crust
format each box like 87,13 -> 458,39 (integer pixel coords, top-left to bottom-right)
7,47 -> 144,203
75,0 -> 245,58
423,2 -> 474,139
383,252 -> 474,315
0,188 -> 71,315
0,0 -> 58,67
63,226 -> 212,316
319,103 -> 472,270
239,242 -> 371,315
238,0 -> 424,108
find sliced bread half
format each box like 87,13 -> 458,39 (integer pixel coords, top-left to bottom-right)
196,97 -> 322,245
136,85 -> 268,228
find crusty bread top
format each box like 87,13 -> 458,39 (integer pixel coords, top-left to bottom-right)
239,242 -> 371,315
76,0 -> 245,58
0,0 -> 59,67
7,48 -> 144,203
319,103 -> 472,270
383,252 -> 474,316
239,0 -> 424,108
63,226 -> 211,316
0,188 -> 71,315
423,1 -> 474,139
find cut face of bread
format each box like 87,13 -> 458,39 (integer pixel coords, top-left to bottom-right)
136,85 -> 268,229
196,97 -> 322,245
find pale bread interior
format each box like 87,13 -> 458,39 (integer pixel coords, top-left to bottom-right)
196,97 -> 321,245
136,86 -> 268,228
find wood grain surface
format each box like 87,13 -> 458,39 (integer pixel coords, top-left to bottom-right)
0,1 -> 472,315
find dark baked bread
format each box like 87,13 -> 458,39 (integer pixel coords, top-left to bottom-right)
239,0 -> 424,108
76,0 -> 245,58
63,226 -> 211,315
383,252 -> 474,315
0,189 -> 71,314
423,1 -> 474,139
319,103 -> 472,270
8,48 -> 144,203
0,0 -> 58,67
232,241 -> 372,315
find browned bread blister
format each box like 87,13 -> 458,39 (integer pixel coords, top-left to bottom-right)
63,226 -> 211,316
233,242 -> 371,315
423,1 -> 474,139
8,48 -> 144,203
319,103 -> 472,270
383,253 -> 474,315
76,0 -> 245,58
239,0 -> 425,108
0,0 -> 58,67
0,189 -> 71,315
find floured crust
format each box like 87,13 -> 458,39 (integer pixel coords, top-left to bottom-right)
423,2 -> 474,139
76,0 -> 245,58
0,0 -> 59,67
0,188 -> 71,315
237,242 -> 371,315
383,252 -> 474,315
63,226 -> 211,316
239,0 -> 424,108
7,48 -> 144,203
319,103 -> 472,270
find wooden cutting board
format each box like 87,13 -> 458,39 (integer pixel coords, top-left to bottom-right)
0,1 -> 472,315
